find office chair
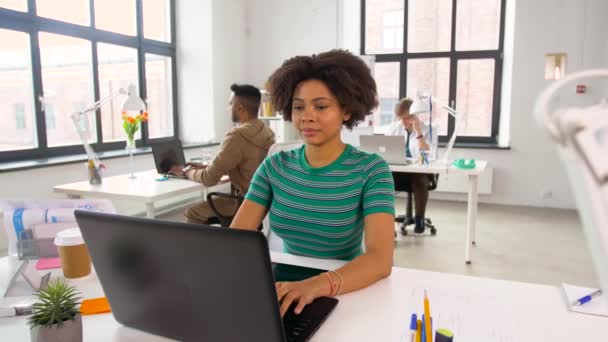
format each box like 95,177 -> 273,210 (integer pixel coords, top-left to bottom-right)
206,187 -> 265,231
393,173 -> 438,236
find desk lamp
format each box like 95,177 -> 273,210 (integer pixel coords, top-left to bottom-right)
535,69 -> 608,315
410,92 -> 460,166
71,84 -> 146,183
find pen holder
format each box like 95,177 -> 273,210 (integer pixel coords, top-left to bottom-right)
87,162 -> 102,185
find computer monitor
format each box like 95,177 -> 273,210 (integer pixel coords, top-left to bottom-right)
74,211 -> 338,341
150,140 -> 186,175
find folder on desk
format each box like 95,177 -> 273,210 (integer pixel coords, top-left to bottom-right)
561,283 -> 608,316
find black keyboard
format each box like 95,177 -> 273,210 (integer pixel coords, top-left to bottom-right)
272,263 -> 339,342
282,296 -> 338,342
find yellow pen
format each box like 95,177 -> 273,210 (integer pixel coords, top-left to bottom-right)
424,290 -> 432,342
416,319 -> 422,342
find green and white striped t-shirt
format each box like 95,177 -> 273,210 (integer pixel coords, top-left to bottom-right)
245,144 -> 395,261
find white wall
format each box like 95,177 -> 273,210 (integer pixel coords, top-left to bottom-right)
176,0 -> 214,144
211,0 -> 247,136
176,0 -> 247,144
245,0 -> 340,86
245,0 -> 608,209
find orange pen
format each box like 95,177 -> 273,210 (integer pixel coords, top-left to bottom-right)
416,319 -> 422,342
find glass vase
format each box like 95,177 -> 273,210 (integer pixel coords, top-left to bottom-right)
125,135 -> 136,179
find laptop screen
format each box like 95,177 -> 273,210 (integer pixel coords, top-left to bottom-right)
151,140 -> 186,174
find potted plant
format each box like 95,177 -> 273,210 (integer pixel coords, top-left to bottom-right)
29,279 -> 83,342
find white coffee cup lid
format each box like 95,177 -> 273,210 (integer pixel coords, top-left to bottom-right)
54,228 -> 85,246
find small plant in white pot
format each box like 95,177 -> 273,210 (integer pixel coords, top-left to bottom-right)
28,279 -> 82,342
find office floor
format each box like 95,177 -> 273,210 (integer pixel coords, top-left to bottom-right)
160,199 -> 598,288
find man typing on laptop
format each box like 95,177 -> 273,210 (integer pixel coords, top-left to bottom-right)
169,84 -> 275,224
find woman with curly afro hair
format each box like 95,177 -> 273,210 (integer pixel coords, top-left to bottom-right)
231,50 -> 395,317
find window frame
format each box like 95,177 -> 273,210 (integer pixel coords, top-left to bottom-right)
0,0 -> 178,162
361,0 -> 506,144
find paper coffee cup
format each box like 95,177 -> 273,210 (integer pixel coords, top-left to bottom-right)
54,228 -> 91,279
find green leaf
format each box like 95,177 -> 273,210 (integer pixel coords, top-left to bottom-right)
28,279 -> 82,328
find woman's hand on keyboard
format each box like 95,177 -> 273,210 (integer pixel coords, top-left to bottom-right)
275,275 -> 330,317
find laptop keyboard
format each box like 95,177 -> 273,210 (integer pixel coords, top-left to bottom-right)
281,296 -> 338,342
283,312 -> 313,342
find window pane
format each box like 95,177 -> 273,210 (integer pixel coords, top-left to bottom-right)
364,0 -> 403,54
0,0 -> 27,11
143,0 -> 171,42
39,33 -> 95,147
36,0 -> 89,26
0,29 -> 37,151
456,59 -> 495,137
372,62 -> 400,128
98,43 -> 139,143
145,53 -> 173,139
94,0 -> 136,36
456,0 -> 501,51
407,58 -> 450,136
407,0 -> 452,52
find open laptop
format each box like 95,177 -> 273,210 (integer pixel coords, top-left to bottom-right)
151,140 -> 187,178
359,135 -> 413,165
74,211 -> 338,342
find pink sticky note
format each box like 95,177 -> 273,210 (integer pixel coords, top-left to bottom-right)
36,258 -> 62,270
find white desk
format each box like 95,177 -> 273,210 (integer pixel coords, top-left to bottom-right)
53,170 -> 224,219
1,253 -> 606,341
390,161 -> 487,264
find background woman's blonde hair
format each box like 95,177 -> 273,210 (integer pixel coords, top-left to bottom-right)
395,97 -> 413,117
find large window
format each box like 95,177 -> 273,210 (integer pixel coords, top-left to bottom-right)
0,0 -> 176,162
363,0 -> 505,144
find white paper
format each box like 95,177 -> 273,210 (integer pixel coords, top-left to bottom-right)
561,283 -> 608,316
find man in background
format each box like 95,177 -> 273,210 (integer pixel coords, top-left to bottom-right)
172,84 -> 275,224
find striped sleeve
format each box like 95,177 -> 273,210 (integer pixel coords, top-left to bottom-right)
362,155 -> 396,217
244,157 -> 273,208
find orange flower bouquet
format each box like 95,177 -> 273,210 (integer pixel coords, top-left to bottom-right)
122,111 -> 148,149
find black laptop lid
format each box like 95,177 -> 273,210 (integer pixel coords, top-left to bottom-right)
74,210 -> 285,342
151,140 -> 186,174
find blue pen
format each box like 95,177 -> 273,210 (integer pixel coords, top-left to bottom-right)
409,314 -> 417,342
572,289 -> 602,306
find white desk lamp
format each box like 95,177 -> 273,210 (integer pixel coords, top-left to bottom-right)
410,93 -> 460,166
535,69 -> 608,315
70,84 -> 146,183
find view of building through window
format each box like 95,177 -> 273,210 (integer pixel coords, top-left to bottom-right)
0,0 -> 175,160
364,0 -> 503,143
0,29 -> 37,152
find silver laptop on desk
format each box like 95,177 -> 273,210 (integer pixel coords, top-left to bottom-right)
359,135 -> 413,165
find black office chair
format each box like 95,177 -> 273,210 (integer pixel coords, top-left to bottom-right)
393,173 -> 439,236
206,187 -> 263,231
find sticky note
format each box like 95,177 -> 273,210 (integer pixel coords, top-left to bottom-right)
80,297 -> 112,315
35,258 -> 62,270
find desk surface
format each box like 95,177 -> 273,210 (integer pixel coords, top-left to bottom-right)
53,170 -> 204,202
390,160 -> 487,175
1,253 -> 606,342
